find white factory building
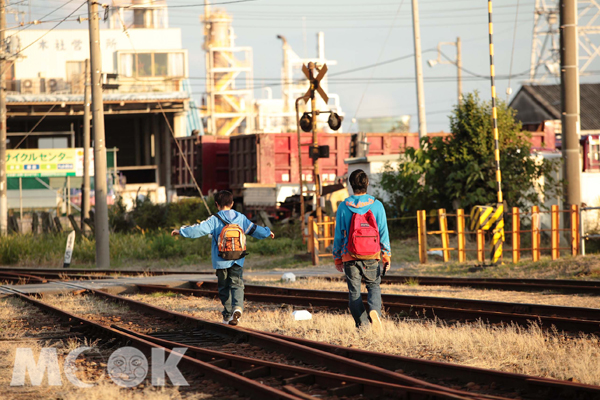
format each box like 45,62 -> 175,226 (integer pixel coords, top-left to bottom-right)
5,0 -> 200,208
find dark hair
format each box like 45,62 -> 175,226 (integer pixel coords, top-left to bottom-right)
214,190 -> 234,207
349,169 -> 369,194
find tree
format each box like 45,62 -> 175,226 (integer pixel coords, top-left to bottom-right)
378,92 -> 561,220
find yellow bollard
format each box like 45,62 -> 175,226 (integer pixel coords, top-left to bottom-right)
457,209 -> 466,262
551,205 -> 559,260
512,207 -> 520,263
438,208 -> 450,262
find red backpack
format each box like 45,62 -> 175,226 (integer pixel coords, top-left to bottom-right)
347,210 -> 380,259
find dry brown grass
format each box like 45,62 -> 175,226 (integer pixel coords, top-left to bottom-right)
128,291 -> 600,386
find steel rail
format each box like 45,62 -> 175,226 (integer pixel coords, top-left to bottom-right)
195,281 -> 600,321
316,275 -> 600,295
10,280 -> 596,399
77,287 -> 499,400
113,325 -> 467,400
136,284 -> 600,334
0,267 -> 198,276
254,329 -> 600,400
7,290 -> 305,400
0,271 -> 48,284
74,283 -> 600,399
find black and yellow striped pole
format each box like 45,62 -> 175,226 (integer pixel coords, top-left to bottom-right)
488,0 -> 504,264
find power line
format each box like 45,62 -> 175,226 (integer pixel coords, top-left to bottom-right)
6,0 -> 76,41
1,0 -> 86,77
348,0 -> 406,131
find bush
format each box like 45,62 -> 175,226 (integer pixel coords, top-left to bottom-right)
108,195 -> 218,233
377,91 -> 561,232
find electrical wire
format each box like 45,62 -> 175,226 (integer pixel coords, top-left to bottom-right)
114,6 -> 212,214
349,0 -> 406,131
13,104 -> 58,149
5,0 -> 76,41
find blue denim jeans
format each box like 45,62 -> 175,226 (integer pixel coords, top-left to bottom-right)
344,259 -> 382,328
216,263 -> 244,319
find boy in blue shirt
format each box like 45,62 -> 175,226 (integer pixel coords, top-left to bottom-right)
333,169 -> 391,331
171,190 -> 274,326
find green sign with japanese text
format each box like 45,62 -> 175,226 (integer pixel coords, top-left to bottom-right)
6,148 -> 84,178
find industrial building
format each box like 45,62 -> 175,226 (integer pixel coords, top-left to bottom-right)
5,0 -> 201,210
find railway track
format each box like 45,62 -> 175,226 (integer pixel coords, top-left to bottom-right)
0,285 -> 490,400
5,267 -> 600,296
24,281 -> 600,399
135,281 -> 600,334
317,275 -> 600,295
3,279 -> 600,398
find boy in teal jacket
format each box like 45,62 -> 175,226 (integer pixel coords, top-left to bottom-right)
333,170 -> 391,330
172,190 -> 274,325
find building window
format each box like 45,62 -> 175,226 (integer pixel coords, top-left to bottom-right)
119,51 -> 186,78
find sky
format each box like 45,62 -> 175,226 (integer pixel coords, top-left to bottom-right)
14,0 -> 600,133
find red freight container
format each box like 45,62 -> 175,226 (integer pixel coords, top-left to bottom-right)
172,136 -> 230,195
229,132 -> 423,189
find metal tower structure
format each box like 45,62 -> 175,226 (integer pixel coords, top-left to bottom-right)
530,0 -> 600,82
201,2 -> 254,136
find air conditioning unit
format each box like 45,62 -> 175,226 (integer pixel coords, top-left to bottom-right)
21,78 -> 38,94
47,78 -> 66,93
20,78 -> 47,94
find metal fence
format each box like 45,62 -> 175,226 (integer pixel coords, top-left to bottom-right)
417,205 -> 580,264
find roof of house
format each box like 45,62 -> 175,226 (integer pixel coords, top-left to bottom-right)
512,83 -> 600,131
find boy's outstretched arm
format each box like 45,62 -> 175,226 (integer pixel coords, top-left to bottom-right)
172,216 -> 217,238
242,217 -> 274,239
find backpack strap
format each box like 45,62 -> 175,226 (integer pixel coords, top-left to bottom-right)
213,213 -> 228,226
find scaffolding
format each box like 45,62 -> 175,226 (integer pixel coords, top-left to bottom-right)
201,3 -> 254,136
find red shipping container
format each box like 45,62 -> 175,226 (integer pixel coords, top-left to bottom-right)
172,136 -> 230,195
229,132 -> 423,189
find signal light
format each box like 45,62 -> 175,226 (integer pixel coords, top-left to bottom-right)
299,112 -> 312,132
327,112 -> 343,131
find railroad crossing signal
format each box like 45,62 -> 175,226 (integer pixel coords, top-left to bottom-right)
302,62 -> 329,103
299,62 -> 342,132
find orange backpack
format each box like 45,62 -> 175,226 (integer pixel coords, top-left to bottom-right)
214,214 -> 248,260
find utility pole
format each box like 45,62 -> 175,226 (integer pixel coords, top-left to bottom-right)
88,1 -> 110,267
0,0 -> 7,236
82,59 -> 91,232
411,0 -> 427,138
428,38 -> 462,106
560,0 -> 581,208
456,36 -> 462,104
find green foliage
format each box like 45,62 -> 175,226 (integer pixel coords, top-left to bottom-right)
378,92 -> 561,225
108,195 -> 218,233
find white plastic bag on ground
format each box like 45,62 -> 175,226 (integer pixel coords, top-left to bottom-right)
282,272 -> 296,282
292,310 -> 312,320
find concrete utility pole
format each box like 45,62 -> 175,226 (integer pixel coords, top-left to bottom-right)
411,0 -> 427,139
428,38 -> 462,106
0,0 -> 7,236
82,59 -> 91,232
560,0 -> 582,207
88,1 -> 110,267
